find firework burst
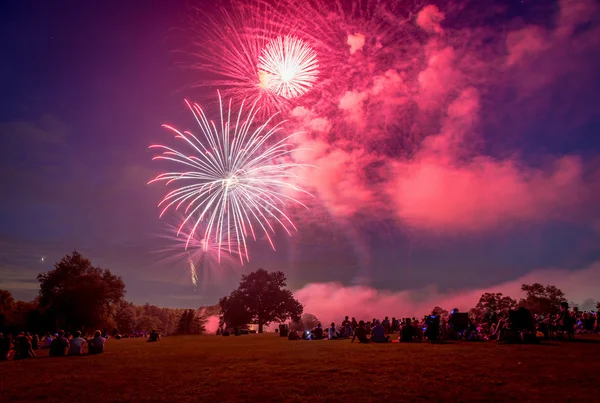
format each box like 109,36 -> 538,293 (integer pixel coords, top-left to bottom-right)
149,93 -> 313,262
258,35 -> 319,99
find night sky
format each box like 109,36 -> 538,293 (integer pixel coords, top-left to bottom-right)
1,0 -> 599,311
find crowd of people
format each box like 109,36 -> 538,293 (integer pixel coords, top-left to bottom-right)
0,329 -> 107,361
288,303 -> 600,344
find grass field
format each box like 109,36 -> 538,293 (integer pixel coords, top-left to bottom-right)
2,334 -> 600,402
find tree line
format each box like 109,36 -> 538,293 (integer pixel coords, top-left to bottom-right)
1,251 -> 598,336
0,251 -> 217,336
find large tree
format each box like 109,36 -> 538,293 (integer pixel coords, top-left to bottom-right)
519,283 -> 566,314
37,251 -> 126,331
0,289 -> 16,330
177,309 -> 206,334
220,269 -> 303,333
473,292 -> 517,318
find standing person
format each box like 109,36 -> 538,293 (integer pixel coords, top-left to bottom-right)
14,332 -> 36,360
382,317 -> 391,334
88,330 -> 106,354
391,317 -> 399,333
49,330 -> 69,356
351,317 -> 358,330
31,333 -> 39,350
68,331 -> 86,356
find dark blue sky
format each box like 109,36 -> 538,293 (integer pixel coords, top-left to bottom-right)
1,0 -> 599,307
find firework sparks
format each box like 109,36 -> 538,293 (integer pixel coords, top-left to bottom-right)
258,35 -> 319,99
149,93 -> 313,262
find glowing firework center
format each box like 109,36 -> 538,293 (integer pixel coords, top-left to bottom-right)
257,36 -> 319,99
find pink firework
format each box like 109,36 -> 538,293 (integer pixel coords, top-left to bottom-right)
258,35 -> 319,99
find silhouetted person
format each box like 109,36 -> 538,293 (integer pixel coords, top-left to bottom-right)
88,330 -> 106,354
147,329 -> 160,342
14,332 -> 36,360
352,320 -> 369,343
425,310 -> 440,341
0,334 -> 10,361
400,318 -> 417,342
49,330 -> 69,357
311,323 -> 324,340
371,320 -> 390,343
328,323 -> 339,340
560,302 -> 574,339
68,331 -> 86,355
31,334 -> 39,350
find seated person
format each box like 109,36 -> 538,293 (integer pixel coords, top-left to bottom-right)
147,329 -> 160,342
328,323 -> 339,340
288,330 -> 300,340
14,332 -> 36,360
352,320 -> 369,343
371,320 -> 390,343
49,330 -> 69,356
400,318 -> 417,342
311,323 -> 325,340
68,331 -> 86,355
42,333 -> 53,349
88,330 -> 106,354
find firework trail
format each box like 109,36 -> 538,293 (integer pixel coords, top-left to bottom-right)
156,217 -> 240,287
149,93 -> 313,262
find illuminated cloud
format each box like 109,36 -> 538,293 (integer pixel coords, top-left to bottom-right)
347,33 -> 366,55
295,261 -> 600,324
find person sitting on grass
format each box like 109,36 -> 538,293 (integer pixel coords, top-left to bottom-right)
352,320 -> 369,343
43,332 -> 53,348
328,322 -> 339,340
400,318 -> 417,342
288,330 -> 300,340
311,323 -> 325,340
147,329 -> 160,342
88,330 -> 106,354
68,331 -> 86,355
49,330 -> 69,357
14,332 -> 36,360
371,320 -> 390,343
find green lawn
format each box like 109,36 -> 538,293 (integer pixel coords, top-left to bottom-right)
2,334 -> 599,402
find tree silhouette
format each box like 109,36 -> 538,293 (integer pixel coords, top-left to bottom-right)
472,293 -> 517,318
220,269 -> 303,333
519,283 -> 566,314
37,251 -> 125,331
177,309 -> 205,334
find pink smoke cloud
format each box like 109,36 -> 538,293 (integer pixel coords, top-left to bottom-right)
347,33 -> 366,55
416,5 -> 445,34
291,137 -> 376,219
286,0 -> 600,235
387,155 -> 590,232
294,261 -> 600,324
